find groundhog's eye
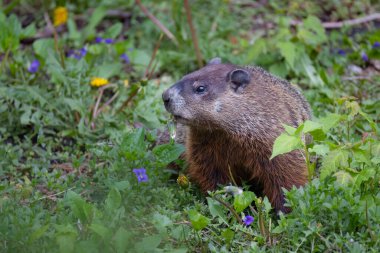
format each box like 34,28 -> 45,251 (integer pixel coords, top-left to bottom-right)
195,86 -> 206,94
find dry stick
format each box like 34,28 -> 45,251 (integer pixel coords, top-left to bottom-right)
291,12 -> 380,29
184,0 -> 203,68
91,88 -> 104,129
148,60 -> 159,80
144,33 -> 164,78
95,91 -> 119,117
43,12 -> 65,69
135,0 -> 178,46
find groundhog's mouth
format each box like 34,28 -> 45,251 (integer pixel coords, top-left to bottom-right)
173,115 -> 188,124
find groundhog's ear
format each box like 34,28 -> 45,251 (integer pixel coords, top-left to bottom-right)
207,57 -> 222,65
228,69 -> 251,93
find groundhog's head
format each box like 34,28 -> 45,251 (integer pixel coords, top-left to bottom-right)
162,58 -> 252,128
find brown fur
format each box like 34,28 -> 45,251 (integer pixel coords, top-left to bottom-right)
162,61 -> 311,213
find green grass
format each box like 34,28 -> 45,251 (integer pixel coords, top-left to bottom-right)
1,1 -> 379,252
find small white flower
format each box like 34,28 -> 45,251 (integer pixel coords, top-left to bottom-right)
224,186 -> 243,196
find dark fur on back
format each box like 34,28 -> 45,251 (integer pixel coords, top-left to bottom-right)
162,61 -> 311,213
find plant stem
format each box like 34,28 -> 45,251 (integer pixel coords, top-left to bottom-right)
135,0 -> 178,46
213,195 -> 243,224
304,142 -> 312,182
184,0 -> 203,68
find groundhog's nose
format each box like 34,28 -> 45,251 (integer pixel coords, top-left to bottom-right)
162,89 -> 171,106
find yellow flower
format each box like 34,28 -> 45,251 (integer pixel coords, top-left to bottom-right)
90,77 -> 109,87
54,7 -> 68,27
123,79 -> 129,87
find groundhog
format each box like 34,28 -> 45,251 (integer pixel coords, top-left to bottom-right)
162,58 -> 311,213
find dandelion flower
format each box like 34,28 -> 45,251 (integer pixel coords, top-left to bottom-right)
53,7 -> 68,27
133,168 -> 148,183
90,77 -> 109,87
243,215 -> 254,226
28,60 -> 40,73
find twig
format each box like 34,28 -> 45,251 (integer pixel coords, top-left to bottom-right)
291,12 -> 380,29
32,186 -> 76,203
144,33 -> 164,78
184,0 -> 203,67
342,76 -> 372,81
91,83 -> 118,122
90,88 -> 104,129
135,0 -> 178,46
95,91 -> 119,117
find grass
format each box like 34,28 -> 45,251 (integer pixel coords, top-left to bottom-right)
1,1 -> 379,252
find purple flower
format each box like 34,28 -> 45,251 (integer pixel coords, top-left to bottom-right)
104,38 -> 114,44
337,49 -> 346,56
80,47 -> 87,57
133,168 -> 148,183
361,52 -> 369,62
120,53 -> 130,64
66,50 -> 75,58
28,60 -> 40,73
373,42 -> 380,48
243,215 -> 254,226
95,37 -> 103,43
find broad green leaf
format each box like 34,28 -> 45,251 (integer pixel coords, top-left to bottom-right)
67,18 -> 80,41
296,52 -> 324,86
303,120 -> 323,133
320,149 -> 350,180
94,62 -> 123,79
90,223 -> 110,240
188,209 -> 210,231
245,38 -> 267,63
309,144 -> 329,156
221,228 -> 235,244
153,143 -> 185,165
105,22 -> 123,38
134,235 -> 163,252
152,213 -> 172,233
65,190 -> 94,225
206,197 -> 228,225
233,191 -> 255,213
334,171 -> 353,185
55,224 -> 77,253
345,101 -> 360,120
269,62 -> 288,78
33,38 -> 55,59
358,110 -> 378,133
282,124 -> 297,135
29,224 -> 49,243
105,188 -> 121,210
270,133 -> 303,159
277,42 -> 296,68
84,7 -> 107,39
113,228 -> 131,253
354,168 -> 375,188
319,113 -> 342,132
297,16 -> 327,46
